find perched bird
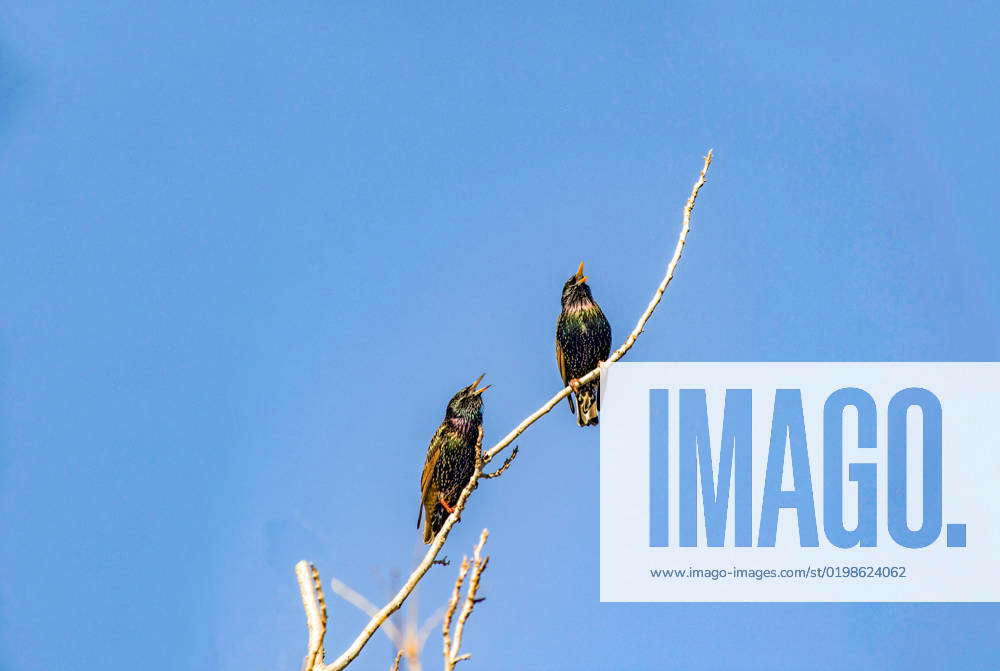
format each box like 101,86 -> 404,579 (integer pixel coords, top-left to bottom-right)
556,261 -> 612,426
418,375 -> 490,544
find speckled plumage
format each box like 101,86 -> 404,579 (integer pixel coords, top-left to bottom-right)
418,376 -> 488,544
556,263 -> 612,426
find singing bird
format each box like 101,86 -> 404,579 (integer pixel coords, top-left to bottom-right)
556,261 -> 612,426
418,375 -> 490,544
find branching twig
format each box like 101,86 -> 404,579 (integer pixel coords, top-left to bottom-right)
443,529 -> 490,670
480,149 -> 713,467
480,445 -> 518,479
298,151 -> 714,671
389,650 -> 404,671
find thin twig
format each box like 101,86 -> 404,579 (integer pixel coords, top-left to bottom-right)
444,529 -> 490,670
310,151 -> 713,671
296,561 -> 328,671
441,557 -> 470,665
480,445 -> 518,479
389,650 -> 404,671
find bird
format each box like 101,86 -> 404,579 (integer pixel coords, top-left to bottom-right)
556,261 -> 612,426
418,374 -> 490,544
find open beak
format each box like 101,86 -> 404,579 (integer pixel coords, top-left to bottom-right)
575,260 -> 588,284
470,373 -> 491,395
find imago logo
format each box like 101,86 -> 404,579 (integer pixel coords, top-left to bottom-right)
599,363 -> 999,603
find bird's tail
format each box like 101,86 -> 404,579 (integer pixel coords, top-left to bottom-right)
423,504 -> 447,544
575,382 -> 600,427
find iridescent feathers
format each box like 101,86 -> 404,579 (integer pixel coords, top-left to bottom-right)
418,375 -> 489,543
555,262 -> 612,426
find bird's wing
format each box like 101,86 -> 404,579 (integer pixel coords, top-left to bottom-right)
419,426 -> 445,512
555,336 -> 568,385
555,326 -> 576,413
596,305 -> 613,358
418,440 -> 441,527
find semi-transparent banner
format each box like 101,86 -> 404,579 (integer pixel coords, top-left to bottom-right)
599,362 -> 999,602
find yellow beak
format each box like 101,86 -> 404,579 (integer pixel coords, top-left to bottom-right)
575,260 -> 588,284
470,373 -> 491,395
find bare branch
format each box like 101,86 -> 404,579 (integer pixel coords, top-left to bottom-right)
323,427 -> 486,670
481,149 -> 713,466
609,149 -> 713,362
389,650 -> 404,671
480,445 -> 518,479
444,529 -> 490,670
302,151 -> 713,671
296,561 -> 328,671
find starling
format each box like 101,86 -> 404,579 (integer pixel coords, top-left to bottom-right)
418,374 -> 490,544
556,261 -> 612,426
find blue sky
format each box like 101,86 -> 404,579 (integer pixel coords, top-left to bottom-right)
1,2 -> 998,670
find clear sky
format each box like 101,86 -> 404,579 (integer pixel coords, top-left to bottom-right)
1,3 -> 998,670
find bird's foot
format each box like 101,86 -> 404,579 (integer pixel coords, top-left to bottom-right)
438,495 -> 455,514
569,378 -> 581,393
